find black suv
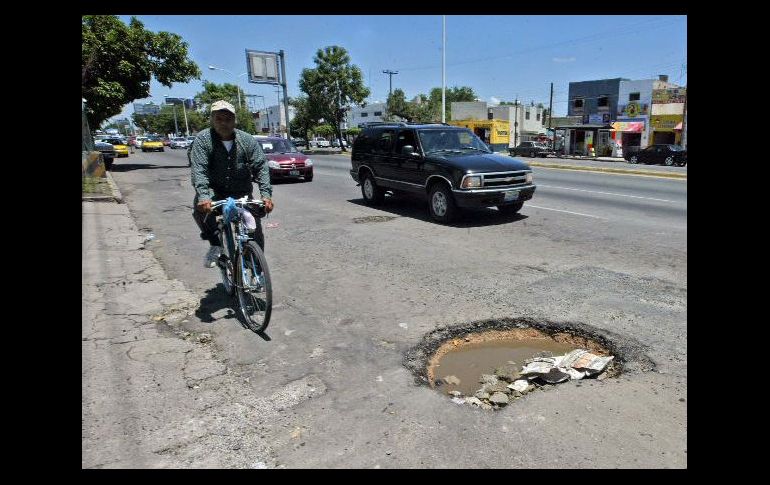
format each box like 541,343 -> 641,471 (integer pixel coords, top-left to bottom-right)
350,123 -> 536,223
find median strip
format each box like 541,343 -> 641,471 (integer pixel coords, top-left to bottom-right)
527,162 -> 687,180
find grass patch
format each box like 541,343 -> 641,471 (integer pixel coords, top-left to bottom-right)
82,176 -> 112,196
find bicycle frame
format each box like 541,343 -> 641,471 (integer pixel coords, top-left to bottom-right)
209,197 -> 265,290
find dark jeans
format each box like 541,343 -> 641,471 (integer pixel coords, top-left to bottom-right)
192,194 -> 265,251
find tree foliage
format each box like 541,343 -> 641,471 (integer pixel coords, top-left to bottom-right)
385,89 -> 414,122
289,96 -> 319,141
193,81 -> 256,133
132,104 -> 207,136
82,15 -> 200,129
299,46 -> 369,151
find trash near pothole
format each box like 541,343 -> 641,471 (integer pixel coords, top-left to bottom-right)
404,318 -> 653,411
353,215 -> 397,224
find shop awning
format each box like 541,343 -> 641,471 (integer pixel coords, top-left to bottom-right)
611,121 -> 644,132
674,122 -> 683,130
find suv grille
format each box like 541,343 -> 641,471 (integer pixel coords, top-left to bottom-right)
482,171 -> 529,188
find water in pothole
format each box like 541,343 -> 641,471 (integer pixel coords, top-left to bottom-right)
431,337 -> 576,396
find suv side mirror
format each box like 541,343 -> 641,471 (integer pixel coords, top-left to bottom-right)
401,145 -> 419,156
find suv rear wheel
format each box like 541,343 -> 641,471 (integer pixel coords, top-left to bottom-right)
428,183 -> 458,223
361,172 -> 384,205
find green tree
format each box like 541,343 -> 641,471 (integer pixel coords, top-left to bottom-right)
385,88 -> 414,122
426,86 -> 476,121
193,81 -> 255,133
313,124 -> 335,139
299,46 -> 370,152
289,96 -> 319,141
82,15 -> 200,129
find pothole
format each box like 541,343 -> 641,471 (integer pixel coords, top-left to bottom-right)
352,215 -> 397,224
404,317 -> 655,410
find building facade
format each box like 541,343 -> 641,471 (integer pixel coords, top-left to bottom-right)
346,102 -> 388,128
255,104 -> 295,135
452,101 -> 548,147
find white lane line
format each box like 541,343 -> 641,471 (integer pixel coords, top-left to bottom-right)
523,204 -> 608,220
537,184 -> 677,203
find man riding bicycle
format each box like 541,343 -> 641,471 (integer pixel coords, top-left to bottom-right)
190,100 -> 274,268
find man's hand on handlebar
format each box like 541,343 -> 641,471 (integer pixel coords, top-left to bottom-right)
196,199 -> 212,213
263,198 -> 274,213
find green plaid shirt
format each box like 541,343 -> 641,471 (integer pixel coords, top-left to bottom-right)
190,128 -> 272,201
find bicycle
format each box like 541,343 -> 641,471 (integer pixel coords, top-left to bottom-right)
206,196 -> 272,333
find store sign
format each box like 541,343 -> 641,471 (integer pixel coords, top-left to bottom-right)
588,114 -> 603,124
650,114 -> 683,131
618,102 -> 649,117
652,87 -> 686,104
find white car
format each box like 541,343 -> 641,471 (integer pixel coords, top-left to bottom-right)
170,137 -> 190,149
135,136 -> 148,149
309,137 -> 330,148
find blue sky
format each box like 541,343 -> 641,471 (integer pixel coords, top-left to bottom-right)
108,15 -> 686,123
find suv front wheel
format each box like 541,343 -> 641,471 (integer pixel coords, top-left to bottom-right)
361,172 -> 385,205
428,183 -> 458,223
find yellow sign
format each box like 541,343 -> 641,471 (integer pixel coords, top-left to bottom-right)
650,114 -> 682,131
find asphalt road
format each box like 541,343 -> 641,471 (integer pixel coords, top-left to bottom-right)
108,148 -> 687,468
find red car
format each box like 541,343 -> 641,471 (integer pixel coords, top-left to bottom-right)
254,136 -> 313,182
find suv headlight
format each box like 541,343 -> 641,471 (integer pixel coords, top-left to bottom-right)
304,159 -> 313,167
267,161 -> 280,169
525,172 -> 533,184
461,175 -> 481,189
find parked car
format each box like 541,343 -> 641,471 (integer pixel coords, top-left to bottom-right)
94,140 -> 116,170
292,138 -> 308,148
309,137 -> 330,148
331,138 -> 348,148
135,136 -> 148,149
141,136 -> 165,152
508,141 -> 554,158
625,144 -> 686,166
254,136 -> 313,182
162,137 -> 171,146
103,137 -> 129,157
169,137 -> 190,149
350,123 -> 536,223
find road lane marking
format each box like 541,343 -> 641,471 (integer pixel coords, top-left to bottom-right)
536,184 -> 678,203
523,204 -> 608,220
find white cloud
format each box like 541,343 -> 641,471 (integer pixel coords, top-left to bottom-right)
489,96 -> 501,106
552,57 -> 576,63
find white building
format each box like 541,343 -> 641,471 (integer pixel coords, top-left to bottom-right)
453,101 -> 547,147
346,102 -> 388,128
615,75 -> 684,152
255,104 -> 295,135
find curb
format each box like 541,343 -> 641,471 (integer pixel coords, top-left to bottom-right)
526,162 -> 687,180
82,172 -> 124,203
104,171 -> 124,202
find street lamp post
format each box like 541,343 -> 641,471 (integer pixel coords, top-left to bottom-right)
208,65 -> 246,109
166,96 -> 191,137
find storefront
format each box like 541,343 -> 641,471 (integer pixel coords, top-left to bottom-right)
553,124 -> 612,156
650,114 -> 683,145
448,119 -> 510,152
611,120 -> 645,157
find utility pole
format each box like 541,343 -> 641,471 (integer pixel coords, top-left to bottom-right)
680,85 -> 687,149
548,82 -> 554,149
382,69 -> 399,98
513,96 -> 519,147
280,50 -> 290,139
442,15 -> 446,123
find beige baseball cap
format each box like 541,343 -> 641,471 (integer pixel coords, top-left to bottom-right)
211,100 -> 236,114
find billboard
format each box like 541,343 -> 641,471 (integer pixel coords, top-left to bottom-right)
246,50 -> 280,84
617,101 -> 649,117
652,87 -> 686,104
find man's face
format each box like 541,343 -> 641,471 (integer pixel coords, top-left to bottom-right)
212,110 -> 236,138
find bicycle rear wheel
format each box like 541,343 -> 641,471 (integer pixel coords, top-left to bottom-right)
235,241 -> 272,333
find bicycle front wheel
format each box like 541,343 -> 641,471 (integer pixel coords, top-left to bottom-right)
235,241 -> 272,333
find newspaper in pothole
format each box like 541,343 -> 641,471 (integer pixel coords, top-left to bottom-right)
520,349 -> 614,383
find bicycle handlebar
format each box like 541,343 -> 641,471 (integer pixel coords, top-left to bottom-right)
210,196 -> 265,209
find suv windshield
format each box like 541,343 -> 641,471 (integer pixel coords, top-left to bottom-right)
417,129 -> 491,154
258,139 -> 299,154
